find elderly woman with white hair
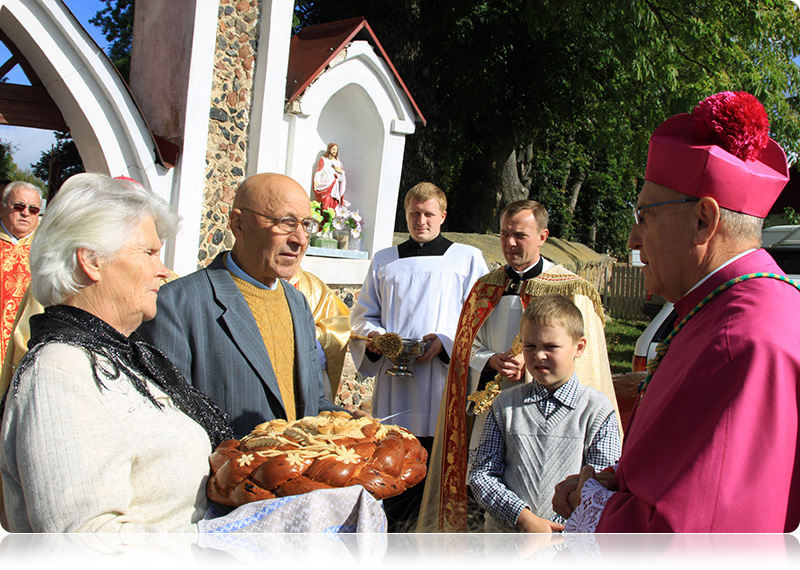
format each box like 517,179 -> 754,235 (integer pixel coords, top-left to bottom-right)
0,173 -> 233,532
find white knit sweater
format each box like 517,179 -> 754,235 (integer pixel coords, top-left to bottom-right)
1,343 -> 212,532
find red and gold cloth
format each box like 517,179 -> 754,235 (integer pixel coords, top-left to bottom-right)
417,265 -> 616,532
0,227 -> 34,364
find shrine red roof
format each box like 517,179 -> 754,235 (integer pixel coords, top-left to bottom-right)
286,17 -> 426,125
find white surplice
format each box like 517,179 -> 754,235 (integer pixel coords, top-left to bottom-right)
351,243 -> 487,437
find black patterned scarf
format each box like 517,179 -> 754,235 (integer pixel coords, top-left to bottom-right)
5,304 -> 233,448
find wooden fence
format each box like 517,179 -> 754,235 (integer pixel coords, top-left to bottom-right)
604,264 -> 646,320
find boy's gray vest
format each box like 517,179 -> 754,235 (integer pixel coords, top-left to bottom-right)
492,382 -> 613,523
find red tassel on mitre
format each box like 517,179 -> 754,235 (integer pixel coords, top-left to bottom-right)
690,91 -> 770,162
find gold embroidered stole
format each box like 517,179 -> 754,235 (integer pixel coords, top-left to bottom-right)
437,270 -> 506,531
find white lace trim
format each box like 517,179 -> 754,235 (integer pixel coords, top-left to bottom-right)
564,478 -> 615,533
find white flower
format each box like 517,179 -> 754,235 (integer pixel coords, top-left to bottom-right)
236,453 -> 255,467
331,201 -> 365,238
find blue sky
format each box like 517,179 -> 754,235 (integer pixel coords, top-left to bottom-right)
62,0 -> 106,44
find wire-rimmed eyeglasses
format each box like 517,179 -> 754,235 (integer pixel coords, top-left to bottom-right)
240,207 -> 320,234
632,199 -> 698,225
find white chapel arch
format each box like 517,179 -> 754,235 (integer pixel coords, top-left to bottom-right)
0,0 -> 177,261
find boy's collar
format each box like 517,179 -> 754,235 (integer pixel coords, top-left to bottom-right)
525,374 -> 580,408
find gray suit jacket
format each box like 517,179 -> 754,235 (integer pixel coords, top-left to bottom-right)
137,252 -> 338,437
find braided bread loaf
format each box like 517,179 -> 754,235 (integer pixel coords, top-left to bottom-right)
207,411 -> 428,507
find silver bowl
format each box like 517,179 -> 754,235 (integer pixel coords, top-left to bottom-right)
386,338 -> 428,377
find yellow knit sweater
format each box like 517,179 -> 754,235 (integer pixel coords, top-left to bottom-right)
231,276 -> 298,421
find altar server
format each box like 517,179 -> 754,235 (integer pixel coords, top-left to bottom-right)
350,182 -> 487,530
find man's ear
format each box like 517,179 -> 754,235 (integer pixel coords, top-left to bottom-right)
692,197 -> 720,246
538,228 -> 550,246
229,208 -> 245,240
75,248 -> 102,284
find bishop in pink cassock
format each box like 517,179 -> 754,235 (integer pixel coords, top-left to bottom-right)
554,91 -> 800,533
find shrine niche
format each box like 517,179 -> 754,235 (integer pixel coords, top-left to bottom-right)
281,17 -> 425,285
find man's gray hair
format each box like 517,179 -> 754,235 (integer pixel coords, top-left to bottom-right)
2,180 -> 42,202
719,207 -> 763,247
30,173 -> 180,306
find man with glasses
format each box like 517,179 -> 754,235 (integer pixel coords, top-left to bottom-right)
0,181 -> 42,362
139,173 -> 345,437
554,91 -> 800,533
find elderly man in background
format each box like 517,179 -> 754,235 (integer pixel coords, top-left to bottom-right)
138,173 -> 346,437
0,181 -> 42,363
554,91 -> 800,533
418,199 -> 619,533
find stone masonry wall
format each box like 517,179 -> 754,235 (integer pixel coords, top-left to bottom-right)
198,0 -> 261,267
196,0 -> 360,310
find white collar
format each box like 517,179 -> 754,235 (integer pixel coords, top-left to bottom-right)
685,249 -> 756,296
512,258 -> 541,278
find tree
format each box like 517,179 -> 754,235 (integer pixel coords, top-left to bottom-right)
294,0 -> 800,257
0,139 -> 17,180
32,132 -> 84,200
0,139 -> 46,193
89,0 -> 135,81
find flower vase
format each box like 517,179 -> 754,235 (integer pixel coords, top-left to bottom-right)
348,236 -> 362,251
333,230 -> 350,250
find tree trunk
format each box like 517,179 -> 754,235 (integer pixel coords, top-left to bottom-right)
500,148 -> 529,205
567,170 -> 585,213
448,119 -> 528,234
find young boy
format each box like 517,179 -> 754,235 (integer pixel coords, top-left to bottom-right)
468,294 -> 621,533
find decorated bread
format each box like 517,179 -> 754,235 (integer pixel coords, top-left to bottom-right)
207,411 -> 428,507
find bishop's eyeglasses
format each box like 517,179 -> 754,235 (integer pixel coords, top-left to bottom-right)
632,199 -> 698,225
5,202 -> 41,215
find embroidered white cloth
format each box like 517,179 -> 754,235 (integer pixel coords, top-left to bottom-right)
564,478 -> 615,533
197,485 -> 387,534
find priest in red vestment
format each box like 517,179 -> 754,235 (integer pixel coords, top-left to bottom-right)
0,181 -> 41,363
554,91 -> 800,533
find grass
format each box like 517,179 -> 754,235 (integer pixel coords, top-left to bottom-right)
605,317 -> 649,374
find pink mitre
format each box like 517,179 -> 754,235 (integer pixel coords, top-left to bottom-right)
645,91 -> 790,218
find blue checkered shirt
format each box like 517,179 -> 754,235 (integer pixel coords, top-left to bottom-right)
468,375 -> 621,529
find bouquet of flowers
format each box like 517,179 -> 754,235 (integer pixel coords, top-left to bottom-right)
310,200 -> 336,238
332,200 -> 364,239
